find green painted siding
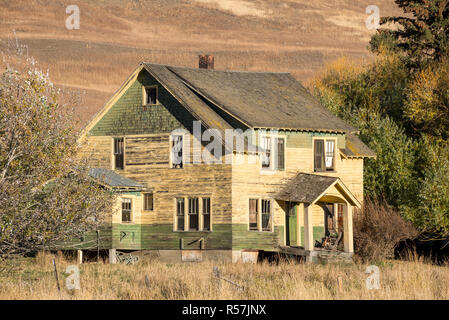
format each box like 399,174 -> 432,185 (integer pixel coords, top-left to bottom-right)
59,223 -> 286,252
232,225 -> 283,251
90,71 -> 197,136
283,131 -> 346,149
55,224 -> 112,250
299,226 -> 325,247
113,223 -> 232,250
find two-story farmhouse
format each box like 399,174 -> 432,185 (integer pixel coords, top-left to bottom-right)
71,55 -> 375,263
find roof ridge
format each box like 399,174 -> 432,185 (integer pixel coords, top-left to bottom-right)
142,62 -> 290,75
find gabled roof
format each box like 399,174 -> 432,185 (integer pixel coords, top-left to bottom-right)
82,61 -> 374,157
276,172 -> 361,207
89,168 -> 145,191
160,64 -> 356,133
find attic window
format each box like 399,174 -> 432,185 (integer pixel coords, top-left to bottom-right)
144,86 -> 158,105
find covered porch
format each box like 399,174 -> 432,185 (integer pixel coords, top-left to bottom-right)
276,173 -> 361,262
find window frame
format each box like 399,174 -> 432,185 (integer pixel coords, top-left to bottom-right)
248,197 -> 274,232
313,137 -> 337,172
143,192 -> 154,211
121,198 -> 132,223
260,134 -> 286,171
174,196 -> 212,232
143,85 -> 158,106
202,197 -> 211,231
170,133 -> 184,169
261,199 -> 273,232
113,137 -> 125,170
188,197 -> 199,231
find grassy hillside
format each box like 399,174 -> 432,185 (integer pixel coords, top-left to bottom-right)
0,0 -> 400,124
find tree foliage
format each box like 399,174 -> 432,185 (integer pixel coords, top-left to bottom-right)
370,0 -> 449,69
0,41 -> 115,256
311,50 -> 449,236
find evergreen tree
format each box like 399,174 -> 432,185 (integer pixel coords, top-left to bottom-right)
370,0 -> 449,69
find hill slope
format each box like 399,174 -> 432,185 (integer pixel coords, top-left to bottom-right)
0,0 -> 400,124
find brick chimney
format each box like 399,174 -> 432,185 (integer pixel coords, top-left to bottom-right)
199,54 -> 214,70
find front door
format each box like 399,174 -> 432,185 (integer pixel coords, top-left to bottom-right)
286,202 -> 297,246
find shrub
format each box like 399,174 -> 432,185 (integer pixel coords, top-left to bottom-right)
353,199 -> 418,263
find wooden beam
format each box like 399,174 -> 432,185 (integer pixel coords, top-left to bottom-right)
303,204 -> 313,252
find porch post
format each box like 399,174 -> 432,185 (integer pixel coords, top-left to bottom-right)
343,203 -> 354,253
296,203 -> 303,247
303,204 -> 313,252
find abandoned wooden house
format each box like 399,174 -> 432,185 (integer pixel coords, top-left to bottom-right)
66,55 -> 375,263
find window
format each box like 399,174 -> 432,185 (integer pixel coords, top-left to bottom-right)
261,137 -> 271,169
261,136 -> 285,171
203,198 -> 211,231
143,193 -> 153,211
249,199 -> 259,231
145,86 -> 157,105
114,138 -> 124,170
325,140 -> 335,171
261,199 -> 272,231
275,138 -> 285,170
175,197 -> 212,232
176,198 -> 185,231
171,134 -> 183,168
314,139 -> 335,172
188,198 -> 199,231
121,198 -> 132,222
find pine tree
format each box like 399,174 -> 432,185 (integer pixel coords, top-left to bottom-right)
370,0 -> 449,69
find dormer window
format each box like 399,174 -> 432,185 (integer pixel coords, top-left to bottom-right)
144,86 -> 158,105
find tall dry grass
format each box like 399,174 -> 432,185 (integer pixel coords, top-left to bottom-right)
0,252 -> 448,300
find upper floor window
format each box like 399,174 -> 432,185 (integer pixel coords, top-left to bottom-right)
261,136 -> 285,171
144,86 -> 158,105
314,139 -> 335,172
261,137 -> 271,169
143,193 -> 153,211
114,137 -> 124,170
171,134 -> 183,169
121,198 -> 132,223
275,137 -> 285,170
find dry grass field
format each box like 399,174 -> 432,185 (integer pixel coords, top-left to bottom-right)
0,0 -> 400,124
0,252 -> 448,300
